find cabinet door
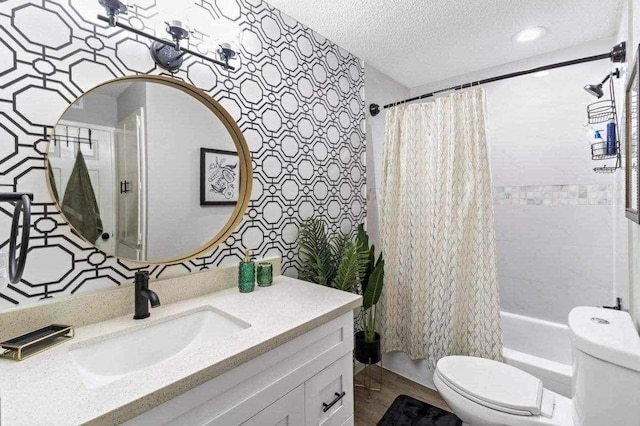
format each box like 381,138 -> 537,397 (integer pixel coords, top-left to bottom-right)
340,416 -> 354,426
242,385 -> 304,426
305,354 -> 353,426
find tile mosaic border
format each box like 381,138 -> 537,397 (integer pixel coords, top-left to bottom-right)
493,184 -> 620,206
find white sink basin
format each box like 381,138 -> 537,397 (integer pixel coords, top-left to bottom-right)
69,307 -> 249,388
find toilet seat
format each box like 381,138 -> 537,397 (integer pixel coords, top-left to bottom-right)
436,356 -> 554,418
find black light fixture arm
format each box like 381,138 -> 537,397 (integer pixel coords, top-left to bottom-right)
96,15 -> 235,71
0,193 -> 33,284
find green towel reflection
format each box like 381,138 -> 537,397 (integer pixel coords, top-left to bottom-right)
62,150 -> 103,243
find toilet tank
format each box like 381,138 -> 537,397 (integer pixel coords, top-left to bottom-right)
568,306 -> 640,426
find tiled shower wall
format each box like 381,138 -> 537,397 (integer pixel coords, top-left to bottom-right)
485,41 -> 625,324
0,0 -> 366,309
493,184 -> 619,206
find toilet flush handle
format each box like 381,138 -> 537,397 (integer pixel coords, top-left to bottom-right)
602,297 -> 623,311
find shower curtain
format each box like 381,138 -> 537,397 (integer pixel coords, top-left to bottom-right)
379,88 -> 502,369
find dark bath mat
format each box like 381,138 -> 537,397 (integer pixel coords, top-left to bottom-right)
377,394 -> 462,426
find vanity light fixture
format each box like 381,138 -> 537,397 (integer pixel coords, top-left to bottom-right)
98,0 -> 127,26
513,26 -> 547,43
149,19 -> 192,72
96,0 -> 238,72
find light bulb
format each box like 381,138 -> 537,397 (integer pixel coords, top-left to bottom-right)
150,0 -> 193,39
191,18 -> 242,68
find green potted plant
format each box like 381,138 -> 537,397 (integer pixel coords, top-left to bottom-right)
297,217 -> 369,293
297,220 -> 384,364
353,225 -> 384,365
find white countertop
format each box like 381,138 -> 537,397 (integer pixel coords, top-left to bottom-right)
0,276 -> 361,425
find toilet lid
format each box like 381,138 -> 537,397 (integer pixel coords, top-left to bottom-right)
436,356 -> 543,416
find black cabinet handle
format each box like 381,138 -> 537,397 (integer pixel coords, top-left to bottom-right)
322,392 -> 345,413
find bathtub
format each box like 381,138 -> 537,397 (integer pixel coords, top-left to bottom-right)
501,311 -> 573,397
381,311 -> 574,397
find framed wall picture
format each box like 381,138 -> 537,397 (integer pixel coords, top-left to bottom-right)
200,148 -> 241,206
626,45 -> 640,223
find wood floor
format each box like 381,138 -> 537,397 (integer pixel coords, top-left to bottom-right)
353,365 -> 451,426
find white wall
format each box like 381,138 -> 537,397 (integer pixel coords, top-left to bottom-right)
489,41 -> 624,323
63,92 -> 117,128
117,82 -> 146,123
409,39 -> 621,99
145,83 -> 236,260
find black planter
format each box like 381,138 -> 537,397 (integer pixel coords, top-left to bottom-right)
354,331 -> 381,364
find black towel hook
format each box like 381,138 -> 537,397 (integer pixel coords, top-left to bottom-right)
0,193 -> 33,284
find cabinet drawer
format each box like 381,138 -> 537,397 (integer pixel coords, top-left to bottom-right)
242,385 -> 304,426
305,354 -> 353,426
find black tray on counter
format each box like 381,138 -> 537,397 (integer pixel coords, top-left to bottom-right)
1,324 -> 74,361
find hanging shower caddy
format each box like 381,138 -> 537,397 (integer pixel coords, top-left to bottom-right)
587,69 -> 621,174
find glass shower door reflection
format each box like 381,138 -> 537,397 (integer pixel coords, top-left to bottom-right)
115,109 -> 147,261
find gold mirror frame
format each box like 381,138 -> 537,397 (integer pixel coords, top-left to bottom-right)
45,75 -> 253,264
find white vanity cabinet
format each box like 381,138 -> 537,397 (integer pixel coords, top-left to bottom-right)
304,354 -> 354,426
242,384 -> 305,425
125,311 -> 355,426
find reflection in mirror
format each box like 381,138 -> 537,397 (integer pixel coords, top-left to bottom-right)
48,78 -> 249,263
631,81 -> 638,211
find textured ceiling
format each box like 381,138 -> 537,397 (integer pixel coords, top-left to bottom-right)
265,0 -> 623,88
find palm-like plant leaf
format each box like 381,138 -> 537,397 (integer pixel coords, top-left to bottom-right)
363,258 -> 384,310
360,245 -> 374,295
329,232 -> 350,284
297,218 -> 332,286
356,224 -> 374,295
333,241 -> 370,293
356,224 -> 368,249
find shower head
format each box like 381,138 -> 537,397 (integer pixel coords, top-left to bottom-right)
584,69 -> 621,98
584,83 -> 604,98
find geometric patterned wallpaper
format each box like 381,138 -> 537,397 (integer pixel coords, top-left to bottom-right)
0,0 -> 365,308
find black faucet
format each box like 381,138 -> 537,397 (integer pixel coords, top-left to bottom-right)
133,271 -> 160,319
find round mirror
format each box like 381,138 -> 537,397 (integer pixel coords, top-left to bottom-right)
46,75 -> 252,264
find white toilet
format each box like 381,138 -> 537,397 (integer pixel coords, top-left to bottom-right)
434,306 -> 640,426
